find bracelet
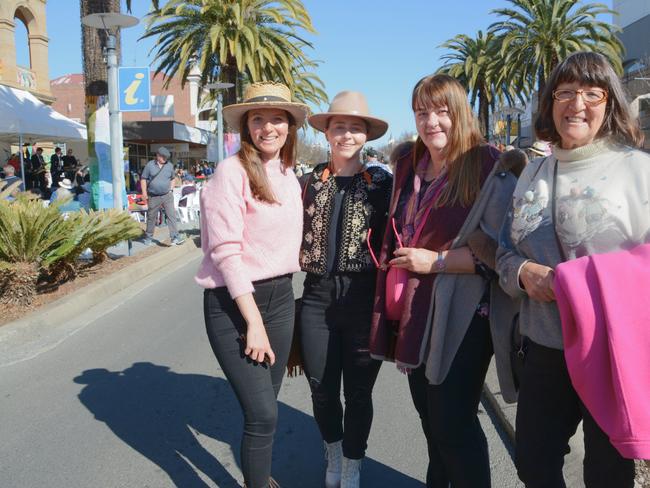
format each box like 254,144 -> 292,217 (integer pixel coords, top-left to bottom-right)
435,251 -> 446,272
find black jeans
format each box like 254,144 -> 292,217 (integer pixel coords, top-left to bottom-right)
299,272 -> 382,459
408,312 -> 493,488
515,340 -> 635,488
203,275 -> 294,488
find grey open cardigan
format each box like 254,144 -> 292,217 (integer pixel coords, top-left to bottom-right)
423,158 -> 521,404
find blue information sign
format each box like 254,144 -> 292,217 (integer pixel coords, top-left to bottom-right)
118,67 -> 151,112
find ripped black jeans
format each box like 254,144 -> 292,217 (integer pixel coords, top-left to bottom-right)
299,272 -> 382,460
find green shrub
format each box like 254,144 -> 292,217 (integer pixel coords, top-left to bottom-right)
0,192 -> 142,305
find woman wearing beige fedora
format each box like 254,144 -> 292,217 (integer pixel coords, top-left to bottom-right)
299,91 -> 392,488
195,81 -> 308,488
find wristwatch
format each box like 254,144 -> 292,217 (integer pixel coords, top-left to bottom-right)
435,251 -> 446,272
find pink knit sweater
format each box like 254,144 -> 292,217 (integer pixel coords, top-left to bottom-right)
194,155 -> 302,298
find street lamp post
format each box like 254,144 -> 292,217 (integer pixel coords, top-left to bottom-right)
205,82 -> 234,162
81,13 -> 138,210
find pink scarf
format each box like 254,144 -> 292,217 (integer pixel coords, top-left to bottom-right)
400,152 -> 448,246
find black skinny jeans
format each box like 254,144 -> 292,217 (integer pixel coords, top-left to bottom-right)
299,272 -> 382,459
515,340 -> 635,488
203,275 -> 294,488
408,312 -> 493,488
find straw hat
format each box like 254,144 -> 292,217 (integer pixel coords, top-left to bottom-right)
222,82 -> 310,129
528,141 -> 549,157
309,91 -> 388,141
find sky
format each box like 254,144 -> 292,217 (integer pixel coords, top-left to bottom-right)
32,0 -> 614,147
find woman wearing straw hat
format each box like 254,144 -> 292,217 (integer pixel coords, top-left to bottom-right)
195,81 -> 309,488
299,91 -> 392,488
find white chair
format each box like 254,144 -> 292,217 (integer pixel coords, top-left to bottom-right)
173,188 -> 187,223
187,190 -> 200,221
177,194 -> 190,223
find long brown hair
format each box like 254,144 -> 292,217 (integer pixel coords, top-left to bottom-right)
411,74 -> 485,208
535,51 -> 644,148
238,110 -> 298,204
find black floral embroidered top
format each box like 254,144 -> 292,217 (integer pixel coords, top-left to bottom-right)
300,162 -> 392,275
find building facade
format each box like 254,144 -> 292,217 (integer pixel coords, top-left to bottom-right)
0,0 -> 53,103
51,70 -> 219,172
614,0 -> 650,148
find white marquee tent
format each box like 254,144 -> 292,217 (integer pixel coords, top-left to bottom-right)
0,84 -> 87,187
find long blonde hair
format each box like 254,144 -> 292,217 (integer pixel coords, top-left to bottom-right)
411,74 -> 485,207
238,111 -> 298,204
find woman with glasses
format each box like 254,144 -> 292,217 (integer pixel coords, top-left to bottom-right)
369,74 -> 519,488
195,82 -> 308,488
497,52 -> 648,488
299,91 -> 392,488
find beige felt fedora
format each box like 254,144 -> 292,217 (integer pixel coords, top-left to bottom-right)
222,82 -> 310,129
309,91 -> 388,141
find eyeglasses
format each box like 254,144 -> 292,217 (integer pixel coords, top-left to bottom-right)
368,218 -> 402,268
552,89 -> 607,105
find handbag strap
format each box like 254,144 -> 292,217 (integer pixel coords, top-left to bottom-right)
550,159 -> 568,262
147,161 -> 169,187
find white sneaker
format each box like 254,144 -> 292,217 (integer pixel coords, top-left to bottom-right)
324,440 -> 342,488
340,457 -> 361,488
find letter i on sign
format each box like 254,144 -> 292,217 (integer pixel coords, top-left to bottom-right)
124,73 -> 144,105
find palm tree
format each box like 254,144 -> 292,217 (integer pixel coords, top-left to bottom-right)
139,0 -> 327,126
438,31 -> 500,138
489,0 -> 623,97
80,0 -> 122,209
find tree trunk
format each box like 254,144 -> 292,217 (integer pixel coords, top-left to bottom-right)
478,88 -> 490,140
0,262 -> 40,306
80,0 -> 121,209
537,64 -> 546,112
221,57 -> 239,132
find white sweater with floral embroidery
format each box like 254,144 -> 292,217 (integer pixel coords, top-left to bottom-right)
497,139 -> 650,349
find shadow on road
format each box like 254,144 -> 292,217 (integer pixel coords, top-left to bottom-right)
74,362 -> 422,487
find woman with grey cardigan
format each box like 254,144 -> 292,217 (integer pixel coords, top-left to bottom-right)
370,74 -> 520,488
497,52 -> 648,488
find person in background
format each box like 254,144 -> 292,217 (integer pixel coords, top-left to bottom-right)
202,162 -> 214,176
364,147 -> 392,174
7,153 -> 21,175
300,91 -> 392,488
526,140 -> 548,160
140,147 -> 185,246
77,181 -> 92,210
178,174 -> 197,208
496,51 -> 647,488
62,149 -> 78,180
50,178 -> 74,202
370,74 -> 518,488
30,147 -> 46,192
195,82 -> 308,488
50,147 -> 64,188
1,165 -> 24,195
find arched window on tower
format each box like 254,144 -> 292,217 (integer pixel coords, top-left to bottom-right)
14,10 -> 35,90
